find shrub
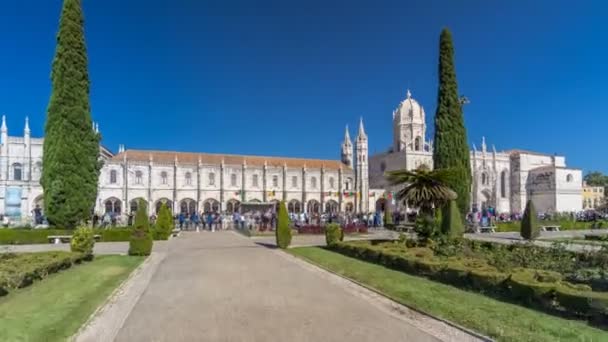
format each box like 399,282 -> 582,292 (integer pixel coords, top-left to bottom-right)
440,200 -> 464,238
129,199 -> 153,256
153,203 -> 173,240
414,214 -> 439,242
275,201 -> 291,249
99,228 -> 132,242
70,227 -> 95,259
521,200 -> 540,240
507,268 -> 558,304
555,285 -> 608,319
384,206 -> 393,226
325,223 -> 343,246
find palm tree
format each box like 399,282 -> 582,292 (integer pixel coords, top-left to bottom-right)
386,168 -> 457,215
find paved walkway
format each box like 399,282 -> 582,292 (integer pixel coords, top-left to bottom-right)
114,231 -> 443,342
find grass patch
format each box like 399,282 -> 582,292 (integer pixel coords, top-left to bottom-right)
0,255 -> 144,341
288,247 -> 607,342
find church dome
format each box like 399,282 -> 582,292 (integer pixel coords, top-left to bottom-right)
393,89 -> 425,124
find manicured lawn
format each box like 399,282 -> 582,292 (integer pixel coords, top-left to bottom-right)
0,255 -> 144,341
288,247 -> 608,342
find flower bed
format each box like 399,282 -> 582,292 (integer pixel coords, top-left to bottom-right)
296,224 -> 368,235
328,240 -> 608,322
0,251 -> 89,296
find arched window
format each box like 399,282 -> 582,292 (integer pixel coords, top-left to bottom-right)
311,177 -> 317,189
135,170 -> 143,184
104,198 -> 121,214
414,136 -> 422,151
500,171 -> 507,198
226,200 -> 240,214
481,172 -> 488,186
345,177 -> 353,190
12,163 -> 22,181
329,177 -> 335,189
208,172 -> 215,186
272,175 -> 279,188
230,173 -> 237,187
109,169 -> 117,184
185,172 -> 192,185
160,171 -> 168,184
291,176 -> 297,188
252,174 -> 259,187
180,199 -> 196,215
566,174 -> 573,182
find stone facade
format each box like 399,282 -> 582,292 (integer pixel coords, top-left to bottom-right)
582,181 -> 605,210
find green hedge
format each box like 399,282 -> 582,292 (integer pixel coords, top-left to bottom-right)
0,251 -> 88,296
329,241 -> 608,321
0,227 -> 164,245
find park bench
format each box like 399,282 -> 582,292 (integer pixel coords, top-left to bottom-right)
479,226 -> 497,233
395,225 -> 414,233
48,234 -> 101,244
541,225 -> 561,232
171,229 -> 181,237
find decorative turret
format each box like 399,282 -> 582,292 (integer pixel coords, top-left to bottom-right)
341,125 -> 353,168
24,116 -> 30,137
355,117 -> 369,213
393,89 -> 427,152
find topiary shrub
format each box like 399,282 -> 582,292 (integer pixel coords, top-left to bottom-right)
520,200 -> 540,240
325,223 -> 343,246
275,200 -> 292,249
414,214 -> 439,243
70,227 -> 95,259
384,205 -> 393,226
129,199 -> 153,256
440,200 -> 464,238
153,203 -> 173,240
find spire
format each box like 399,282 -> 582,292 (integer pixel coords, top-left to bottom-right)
343,125 -> 351,145
24,116 -> 30,135
481,136 -> 487,153
1,115 -> 6,132
357,117 -> 367,139
406,89 -> 412,99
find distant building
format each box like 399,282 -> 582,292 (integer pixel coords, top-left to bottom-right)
582,181 -> 604,210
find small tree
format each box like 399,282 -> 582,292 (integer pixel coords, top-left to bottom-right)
129,199 -> 153,256
154,203 -> 173,240
521,200 -> 540,240
384,204 -> 393,227
325,223 -> 343,246
440,200 -> 464,238
71,226 -> 95,259
275,201 -> 292,249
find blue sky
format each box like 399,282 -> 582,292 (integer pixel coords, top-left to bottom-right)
0,0 -> 606,173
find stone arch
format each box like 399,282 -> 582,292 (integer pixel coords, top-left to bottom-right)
179,198 -> 196,215
288,199 -> 302,213
104,197 -> 122,214
203,198 -> 220,213
325,200 -> 338,214
226,199 -> 240,214
414,136 -> 422,151
155,198 -> 173,214
307,199 -> 320,214
129,197 -> 148,213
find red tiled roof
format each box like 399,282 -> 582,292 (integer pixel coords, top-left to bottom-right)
112,149 -> 350,170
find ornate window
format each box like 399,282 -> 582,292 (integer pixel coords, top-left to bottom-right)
109,169 -> 117,184
135,170 -> 143,184
311,177 -> 317,189
161,171 -> 168,185
566,174 -> 573,182
208,172 -> 215,186
231,173 -> 237,187
252,174 -> 259,188
12,163 -> 22,181
291,176 -> 298,188
345,177 -> 353,190
104,197 -> 121,214
185,172 -> 192,185
481,172 -> 488,186
329,177 -> 335,189
414,137 -> 422,151
272,175 -> 279,188
500,171 -> 507,198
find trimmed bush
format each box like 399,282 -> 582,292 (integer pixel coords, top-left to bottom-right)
275,201 -> 292,249
325,223 -> 343,246
100,228 -> 132,242
153,203 -> 173,240
469,267 -> 509,291
555,284 -> 608,319
440,200 -> 464,238
520,200 -> 540,240
384,206 -> 393,226
129,199 -> 153,256
70,227 -> 95,259
507,269 -> 557,304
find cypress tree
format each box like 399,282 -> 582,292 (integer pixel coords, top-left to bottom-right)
520,200 -> 540,240
440,200 -> 464,238
433,28 -> 471,219
153,203 -> 173,240
129,200 -> 153,256
275,201 -> 292,249
42,0 -> 100,228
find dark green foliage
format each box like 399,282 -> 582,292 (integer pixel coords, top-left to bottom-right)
440,200 -> 464,238
70,227 -> 94,258
128,200 -> 153,256
325,223 -> 343,247
153,203 -> 173,240
0,251 -> 88,296
386,168 -> 457,215
414,214 -> 439,242
0,227 -> 173,245
432,28 -> 471,218
384,205 -> 393,226
521,200 -> 540,240
42,0 -> 101,228
275,201 -> 291,249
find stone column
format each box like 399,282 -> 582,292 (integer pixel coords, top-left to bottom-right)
147,154 -> 153,216
282,163 -> 287,202
262,161 -> 267,202
338,167 -> 343,212
219,160 -> 225,212
302,166 -> 307,212
241,160 -> 247,202
197,157 -> 202,212
320,167 -> 325,213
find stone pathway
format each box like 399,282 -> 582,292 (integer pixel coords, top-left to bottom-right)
112,231 -> 472,342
